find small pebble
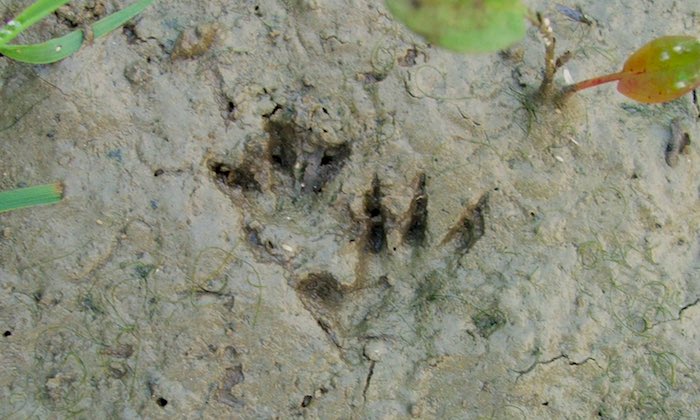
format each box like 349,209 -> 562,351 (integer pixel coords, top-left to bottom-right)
363,339 -> 386,362
665,117 -> 691,167
124,61 -> 152,85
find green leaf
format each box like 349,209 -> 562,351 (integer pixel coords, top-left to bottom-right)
0,30 -> 83,64
91,0 -> 154,38
0,0 -> 154,64
570,36 -> 700,104
0,182 -> 63,213
0,0 -> 71,46
385,0 -> 527,53
618,36 -> 700,103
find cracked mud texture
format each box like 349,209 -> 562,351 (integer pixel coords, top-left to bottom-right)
1,0 -> 699,418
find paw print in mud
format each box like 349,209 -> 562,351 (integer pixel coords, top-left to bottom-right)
207,106 -> 494,348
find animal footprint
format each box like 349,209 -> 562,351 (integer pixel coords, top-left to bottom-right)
208,105 -> 491,349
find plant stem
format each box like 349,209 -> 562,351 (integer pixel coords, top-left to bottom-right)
529,12 -> 557,99
558,71 -> 626,103
567,71 -> 626,92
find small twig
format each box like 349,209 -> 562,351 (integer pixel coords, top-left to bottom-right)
532,12 -> 557,98
529,11 -> 576,105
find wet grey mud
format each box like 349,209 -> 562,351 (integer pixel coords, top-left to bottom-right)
1,0 -> 698,418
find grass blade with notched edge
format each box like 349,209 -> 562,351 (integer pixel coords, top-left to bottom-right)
0,0 -> 154,64
0,0 -> 71,46
0,182 -> 64,213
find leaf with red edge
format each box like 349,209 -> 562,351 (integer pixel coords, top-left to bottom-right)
617,36 -> 700,103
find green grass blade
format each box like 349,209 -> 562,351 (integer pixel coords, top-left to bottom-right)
0,0 -> 71,46
0,182 -> 64,213
0,30 -> 82,63
0,0 -> 154,64
92,0 -> 154,38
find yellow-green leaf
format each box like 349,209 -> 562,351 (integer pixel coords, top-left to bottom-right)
385,0 -> 527,53
618,36 -> 700,103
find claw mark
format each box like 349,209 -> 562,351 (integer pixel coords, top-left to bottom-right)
442,193 -> 488,253
403,173 -> 428,246
266,118 -> 299,177
209,161 -> 261,193
364,175 -> 387,254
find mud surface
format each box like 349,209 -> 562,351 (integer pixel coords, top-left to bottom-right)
1,0 -> 699,418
